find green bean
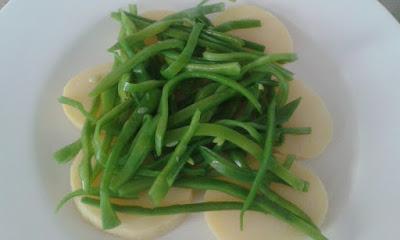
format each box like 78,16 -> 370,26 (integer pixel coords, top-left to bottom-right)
155,71 -> 261,155
53,139 -> 81,164
119,12 -> 152,85
241,54 -> 297,76
166,123 -> 307,190
100,87 -> 118,115
58,96 -> 95,122
214,19 -> 262,32
198,30 -> 245,51
275,97 -> 301,124
93,99 -> 134,162
128,4 -> 137,15
202,51 -> 259,62
90,39 -> 184,97
258,187 -> 315,224
195,83 -> 220,101
243,40 -> 266,52
203,28 -> 245,48
164,26 -> 235,53
121,11 -> 138,35
182,167 -> 208,177
269,66 -> 289,107
169,72 -> 267,127
175,178 -> 327,240
83,197 -> 268,215
122,12 -> 254,53
269,156 -> 309,192
161,50 -> 210,64
161,23 -> 204,79
281,127 -> 312,135
217,119 -> 262,143
137,169 -> 161,178
123,80 -> 165,94
83,197 -> 268,216
110,115 -> 158,190
109,19 -> 179,52
197,15 -> 213,27
118,177 -> 154,197
56,187 -> 141,213
185,62 -> 241,77
270,63 -> 294,78
167,138 -> 211,183
241,96 -> 276,221
117,73 -> 131,102
99,90 -> 160,229
200,146 -> 255,181
283,154 -> 296,169
166,123 -> 260,156
163,3 -> 225,20
55,189 -> 87,212
149,110 -> 201,205
229,149 -> 250,169
200,148 -> 313,224
80,121 -> 94,192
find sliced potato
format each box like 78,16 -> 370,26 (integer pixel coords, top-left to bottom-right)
70,152 -> 193,240
62,63 -> 112,129
277,80 -> 333,159
204,162 -> 328,240
212,5 -> 293,53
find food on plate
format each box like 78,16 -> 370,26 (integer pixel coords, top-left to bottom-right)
54,2 -> 332,240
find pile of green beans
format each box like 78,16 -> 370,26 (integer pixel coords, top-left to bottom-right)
54,2 -> 327,240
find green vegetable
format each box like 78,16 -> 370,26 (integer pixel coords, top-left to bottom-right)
155,71 -> 262,155
82,197 -> 265,215
58,96 -> 95,122
214,19 -> 262,32
149,110 -> 201,205
53,139 -> 81,164
90,39 -> 184,96
123,80 -> 165,94
202,51 -> 259,62
110,115 -> 159,190
241,96 -> 276,224
164,3 -> 225,20
161,22 -> 204,79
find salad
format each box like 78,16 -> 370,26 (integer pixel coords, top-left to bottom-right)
54,2 -> 333,240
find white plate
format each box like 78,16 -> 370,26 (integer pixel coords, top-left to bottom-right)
1,0 -> 400,239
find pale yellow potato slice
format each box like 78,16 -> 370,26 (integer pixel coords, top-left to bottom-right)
212,5 -> 293,53
276,80 -> 333,159
70,152 -> 193,240
62,63 -> 112,129
204,162 -> 328,240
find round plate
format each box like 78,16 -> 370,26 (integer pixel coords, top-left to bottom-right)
1,0 -> 399,239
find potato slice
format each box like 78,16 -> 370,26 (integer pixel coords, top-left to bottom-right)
204,162 -> 328,240
212,5 -> 293,53
70,152 -> 192,240
62,63 -> 112,129
277,80 -> 333,159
